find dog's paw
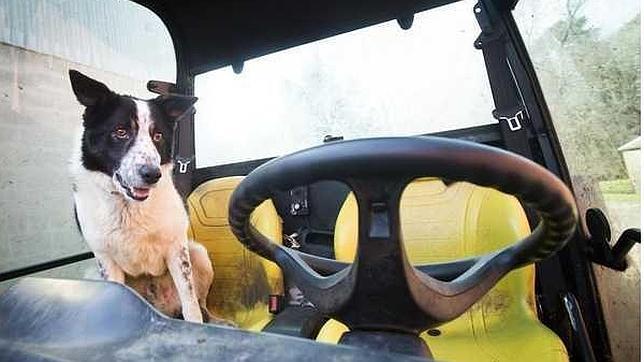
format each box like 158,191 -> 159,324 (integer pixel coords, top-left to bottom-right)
201,307 -> 237,328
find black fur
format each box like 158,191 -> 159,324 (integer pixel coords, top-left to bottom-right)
148,100 -> 175,165
69,70 -> 197,176
80,95 -> 138,175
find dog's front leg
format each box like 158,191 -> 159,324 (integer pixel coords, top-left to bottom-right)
95,253 -> 125,283
167,244 -> 203,323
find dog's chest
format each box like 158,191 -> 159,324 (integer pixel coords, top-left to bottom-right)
75,182 -> 188,277
108,218 -> 176,277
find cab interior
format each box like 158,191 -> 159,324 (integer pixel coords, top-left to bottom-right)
187,175 -> 568,361
0,0 -> 639,361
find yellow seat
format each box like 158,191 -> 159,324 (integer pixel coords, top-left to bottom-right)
187,176 -> 283,330
316,178 -> 568,361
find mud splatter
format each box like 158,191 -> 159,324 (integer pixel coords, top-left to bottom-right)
97,260 -> 108,280
179,245 -> 193,292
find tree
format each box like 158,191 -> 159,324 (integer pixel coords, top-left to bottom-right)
530,1 -> 640,180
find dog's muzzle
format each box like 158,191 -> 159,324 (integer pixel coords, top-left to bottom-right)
115,171 -> 156,201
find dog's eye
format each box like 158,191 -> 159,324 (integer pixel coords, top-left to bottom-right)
153,132 -> 163,142
114,128 -> 129,139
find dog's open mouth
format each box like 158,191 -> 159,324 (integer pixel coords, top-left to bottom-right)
115,173 -> 151,201
129,187 -> 151,201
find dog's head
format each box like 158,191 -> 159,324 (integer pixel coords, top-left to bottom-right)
69,70 -> 197,201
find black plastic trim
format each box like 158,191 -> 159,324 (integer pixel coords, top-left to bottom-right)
563,292 -> 598,362
0,252 -> 95,282
193,157 -> 275,189
193,124 -> 503,187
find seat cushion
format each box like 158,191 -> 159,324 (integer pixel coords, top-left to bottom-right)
318,178 -> 568,362
187,176 -> 283,330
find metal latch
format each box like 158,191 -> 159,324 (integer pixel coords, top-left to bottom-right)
176,157 -> 193,174
494,109 -> 525,131
284,233 -> 301,249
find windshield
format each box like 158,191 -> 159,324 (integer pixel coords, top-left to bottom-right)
194,0 -> 494,167
514,1 -> 640,360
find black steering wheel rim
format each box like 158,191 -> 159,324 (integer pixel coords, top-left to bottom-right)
229,136 -> 578,332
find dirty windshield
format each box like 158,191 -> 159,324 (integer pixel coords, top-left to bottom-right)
194,0 -> 495,167
515,1 -> 641,360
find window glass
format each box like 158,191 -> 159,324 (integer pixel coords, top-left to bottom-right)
514,2 -> 640,360
0,0 -> 175,275
0,259 -> 98,293
194,0 -> 494,167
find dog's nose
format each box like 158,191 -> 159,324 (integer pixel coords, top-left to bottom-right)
139,165 -> 162,184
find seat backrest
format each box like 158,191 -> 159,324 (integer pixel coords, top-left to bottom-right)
328,178 -> 568,361
187,176 -> 283,330
334,178 -> 533,314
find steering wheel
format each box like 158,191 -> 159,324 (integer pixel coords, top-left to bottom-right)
229,137 -> 577,334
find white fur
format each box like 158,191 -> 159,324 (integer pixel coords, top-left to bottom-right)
115,100 -> 161,190
70,101 -> 204,323
72,163 -> 187,276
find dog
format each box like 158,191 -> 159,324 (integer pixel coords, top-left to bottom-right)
68,69 -> 222,324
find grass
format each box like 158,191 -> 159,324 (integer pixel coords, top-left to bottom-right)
602,192 -> 640,202
599,179 -> 636,194
598,179 -> 639,202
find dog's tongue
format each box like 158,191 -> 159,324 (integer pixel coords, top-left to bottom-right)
131,187 -> 150,199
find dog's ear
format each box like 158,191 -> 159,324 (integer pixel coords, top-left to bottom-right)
154,94 -> 198,121
69,69 -> 115,107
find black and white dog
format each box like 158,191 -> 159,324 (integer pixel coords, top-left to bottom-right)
69,70 -> 217,324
